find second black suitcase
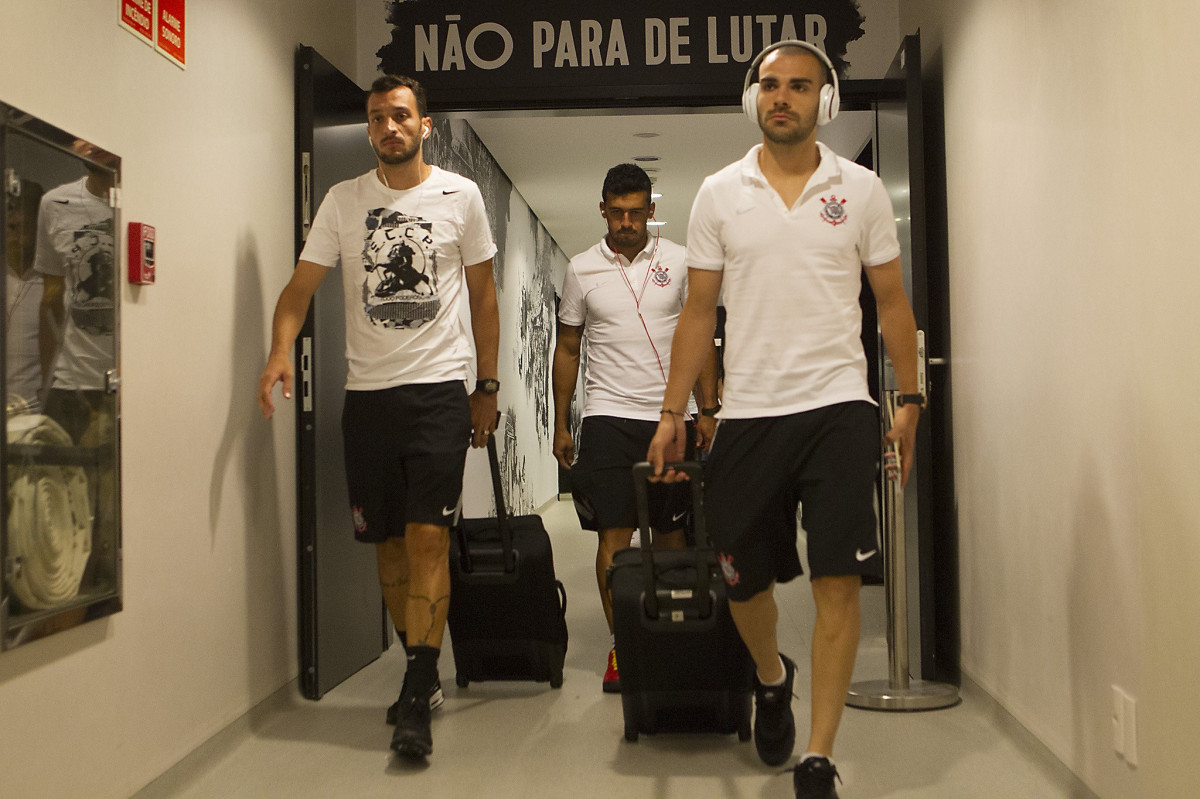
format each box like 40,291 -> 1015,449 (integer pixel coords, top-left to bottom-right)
448,431 -> 567,689
608,461 -> 754,742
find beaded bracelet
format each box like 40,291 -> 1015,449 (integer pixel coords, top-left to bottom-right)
660,409 -> 684,417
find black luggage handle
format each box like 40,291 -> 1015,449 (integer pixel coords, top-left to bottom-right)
456,413 -> 518,575
631,461 -> 713,621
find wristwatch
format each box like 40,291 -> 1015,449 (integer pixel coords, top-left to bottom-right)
475,378 -> 500,395
897,393 -> 926,409
700,405 -> 721,417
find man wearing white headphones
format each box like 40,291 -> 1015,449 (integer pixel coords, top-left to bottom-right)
552,162 -> 717,694
648,42 -> 922,799
258,74 -> 500,761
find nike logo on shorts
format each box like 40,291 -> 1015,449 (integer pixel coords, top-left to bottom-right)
855,548 -> 877,562
442,505 -> 456,517
672,510 -> 687,522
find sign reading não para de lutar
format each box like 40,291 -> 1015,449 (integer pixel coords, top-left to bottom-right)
376,0 -> 868,109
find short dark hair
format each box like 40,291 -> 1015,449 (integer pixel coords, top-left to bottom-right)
601,163 -> 652,203
764,44 -> 833,89
368,74 -> 428,118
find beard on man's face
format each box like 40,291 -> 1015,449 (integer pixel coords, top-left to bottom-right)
373,134 -> 420,165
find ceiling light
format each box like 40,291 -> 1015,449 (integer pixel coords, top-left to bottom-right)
634,155 -> 660,162
647,220 -> 666,227
651,192 -> 662,199
633,132 -> 660,138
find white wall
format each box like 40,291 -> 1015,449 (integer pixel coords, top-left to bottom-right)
0,2 -> 356,796
899,2 -> 1200,797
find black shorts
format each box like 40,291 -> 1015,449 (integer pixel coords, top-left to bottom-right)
570,415 -> 695,534
704,402 -> 882,601
341,381 -> 470,543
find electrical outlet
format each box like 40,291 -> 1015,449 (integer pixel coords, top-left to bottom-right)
1111,686 -> 1125,756
1123,692 -> 1138,766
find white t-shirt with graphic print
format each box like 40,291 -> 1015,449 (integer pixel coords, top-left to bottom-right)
687,142 -> 901,418
300,166 -> 496,390
559,235 -> 696,422
33,177 -> 116,392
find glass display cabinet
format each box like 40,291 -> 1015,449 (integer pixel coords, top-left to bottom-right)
1,102 -> 122,650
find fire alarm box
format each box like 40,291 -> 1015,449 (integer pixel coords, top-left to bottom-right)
128,222 -> 155,284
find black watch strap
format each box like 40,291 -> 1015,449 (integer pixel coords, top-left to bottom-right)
897,393 -> 925,409
700,405 -> 721,417
476,378 -> 500,395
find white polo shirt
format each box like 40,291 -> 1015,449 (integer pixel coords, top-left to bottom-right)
300,167 -> 496,390
559,235 -> 696,421
688,142 -> 901,418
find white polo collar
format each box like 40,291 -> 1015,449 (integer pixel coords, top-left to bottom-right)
598,235 -> 655,263
740,141 -> 843,189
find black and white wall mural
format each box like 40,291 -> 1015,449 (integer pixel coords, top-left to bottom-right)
424,118 -> 566,515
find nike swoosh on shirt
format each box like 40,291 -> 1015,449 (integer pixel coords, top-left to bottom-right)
442,190 -> 459,195
52,199 -> 70,204
855,548 -> 877,562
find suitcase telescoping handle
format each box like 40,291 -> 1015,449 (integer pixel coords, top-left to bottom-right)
456,413 -> 518,575
631,461 -> 713,621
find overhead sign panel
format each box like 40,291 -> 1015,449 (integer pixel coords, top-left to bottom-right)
375,0 -> 868,109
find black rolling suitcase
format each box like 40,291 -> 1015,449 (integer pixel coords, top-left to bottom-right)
608,461 -> 754,742
447,432 -> 567,689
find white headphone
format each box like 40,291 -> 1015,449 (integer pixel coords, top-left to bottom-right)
742,40 -> 840,127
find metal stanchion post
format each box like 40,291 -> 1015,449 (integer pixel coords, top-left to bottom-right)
846,390 -> 959,711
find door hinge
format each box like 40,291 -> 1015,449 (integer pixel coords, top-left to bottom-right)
301,152 -> 312,240
300,337 -> 313,412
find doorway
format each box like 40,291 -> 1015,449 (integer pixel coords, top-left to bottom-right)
293,32 -> 956,697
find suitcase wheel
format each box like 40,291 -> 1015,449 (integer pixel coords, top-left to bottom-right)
624,726 -> 639,743
550,668 -> 563,689
738,721 -> 752,742
455,673 -> 469,688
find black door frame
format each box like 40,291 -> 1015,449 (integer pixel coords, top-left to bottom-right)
293,31 -> 957,697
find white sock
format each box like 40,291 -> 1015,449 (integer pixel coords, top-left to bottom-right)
757,655 -> 786,687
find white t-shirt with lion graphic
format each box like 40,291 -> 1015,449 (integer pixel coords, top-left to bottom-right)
300,166 -> 496,390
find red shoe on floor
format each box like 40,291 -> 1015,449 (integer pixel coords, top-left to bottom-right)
603,646 -> 621,693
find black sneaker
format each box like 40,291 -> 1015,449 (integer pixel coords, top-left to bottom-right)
792,756 -> 841,799
389,681 -> 433,759
386,678 -> 445,725
753,653 -> 797,767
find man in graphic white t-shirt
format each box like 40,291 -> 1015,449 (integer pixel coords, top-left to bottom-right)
35,146 -> 118,443
258,74 -> 500,761
649,43 -> 923,799
552,163 -> 717,693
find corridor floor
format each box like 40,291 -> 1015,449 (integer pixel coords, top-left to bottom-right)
135,500 -> 1092,799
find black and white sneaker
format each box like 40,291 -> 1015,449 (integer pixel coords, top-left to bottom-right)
389,680 -> 433,759
792,756 -> 841,799
753,653 -> 797,767
386,678 -> 444,725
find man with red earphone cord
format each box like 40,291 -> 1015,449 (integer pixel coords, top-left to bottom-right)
648,42 -> 922,799
552,163 -> 718,694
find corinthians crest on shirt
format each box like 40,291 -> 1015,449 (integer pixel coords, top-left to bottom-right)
650,262 -> 671,287
819,195 -> 849,226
